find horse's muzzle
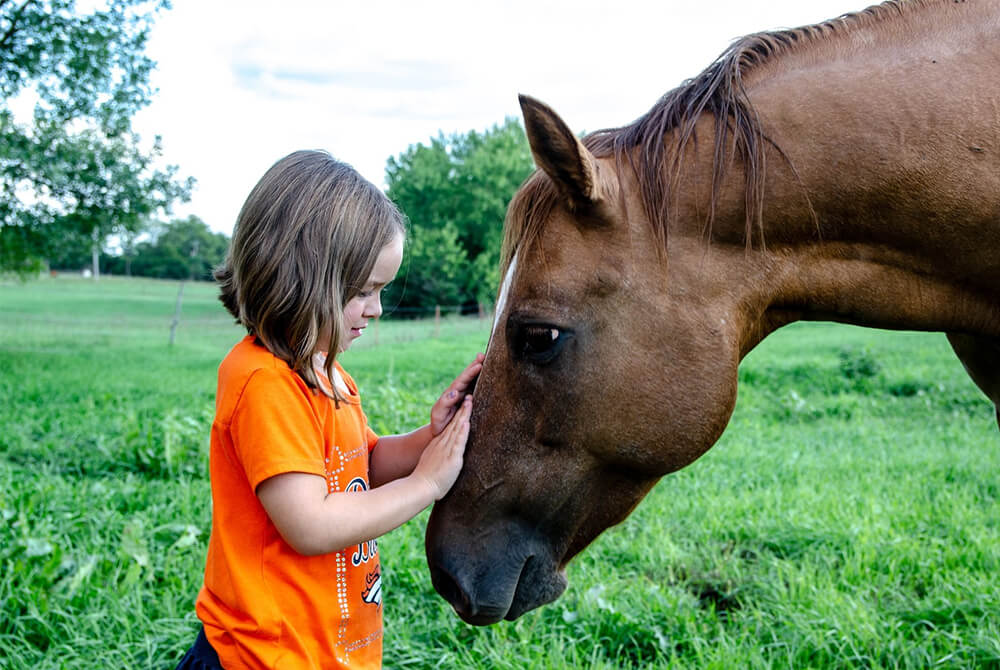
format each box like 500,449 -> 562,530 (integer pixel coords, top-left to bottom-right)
425,512 -> 567,625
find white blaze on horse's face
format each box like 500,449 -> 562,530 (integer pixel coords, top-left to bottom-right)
488,251 -> 518,354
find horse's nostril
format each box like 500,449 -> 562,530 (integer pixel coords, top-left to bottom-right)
430,563 -> 474,618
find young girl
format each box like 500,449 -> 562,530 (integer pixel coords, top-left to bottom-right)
175,150 -> 483,670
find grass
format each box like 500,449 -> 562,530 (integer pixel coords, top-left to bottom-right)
1,275 -> 998,669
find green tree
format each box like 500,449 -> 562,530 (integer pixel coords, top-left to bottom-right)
387,223 -> 468,313
385,117 -> 534,310
126,215 -> 228,280
0,0 -> 192,275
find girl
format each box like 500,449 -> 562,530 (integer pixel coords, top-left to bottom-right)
175,149 -> 483,669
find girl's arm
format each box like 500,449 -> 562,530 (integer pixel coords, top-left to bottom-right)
370,353 -> 484,487
257,396 -> 471,557
368,425 -> 433,488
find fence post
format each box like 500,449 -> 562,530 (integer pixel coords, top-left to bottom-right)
169,281 -> 185,346
434,305 -> 441,338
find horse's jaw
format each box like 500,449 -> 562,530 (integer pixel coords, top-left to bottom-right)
426,512 -> 567,625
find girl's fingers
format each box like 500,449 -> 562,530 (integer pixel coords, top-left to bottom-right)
457,359 -> 483,383
456,408 -> 470,446
446,398 -> 469,435
443,397 -> 472,446
451,354 -> 485,392
431,356 -> 482,435
440,365 -> 475,409
456,397 -> 472,439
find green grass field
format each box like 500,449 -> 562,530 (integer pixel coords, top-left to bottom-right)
1,276 -> 998,669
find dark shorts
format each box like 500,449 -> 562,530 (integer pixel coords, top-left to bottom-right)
175,627 -> 224,670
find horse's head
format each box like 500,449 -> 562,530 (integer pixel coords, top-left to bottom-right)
426,95 -> 747,624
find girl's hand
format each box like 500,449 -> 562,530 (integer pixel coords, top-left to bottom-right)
415,395 -> 472,500
430,353 -> 484,436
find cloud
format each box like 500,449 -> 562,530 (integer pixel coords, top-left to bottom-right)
232,58 -> 460,94
137,0 -> 870,234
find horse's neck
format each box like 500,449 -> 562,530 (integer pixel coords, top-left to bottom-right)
726,1 -> 1000,340
749,0 -> 1000,246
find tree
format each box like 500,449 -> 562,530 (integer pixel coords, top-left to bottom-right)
0,0 -> 192,275
388,223 -> 468,313
123,215 -> 228,280
385,118 -> 534,310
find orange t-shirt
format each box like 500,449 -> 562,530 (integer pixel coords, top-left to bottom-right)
196,335 -> 383,669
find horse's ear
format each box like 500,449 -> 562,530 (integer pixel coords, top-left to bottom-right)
519,94 -> 603,209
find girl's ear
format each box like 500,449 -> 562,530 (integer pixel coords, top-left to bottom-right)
519,94 -> 604,211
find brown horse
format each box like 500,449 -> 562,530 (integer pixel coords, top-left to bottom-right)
425,0 -> 1000,625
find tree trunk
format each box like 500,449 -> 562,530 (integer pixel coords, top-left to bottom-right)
91,226 -> 100,281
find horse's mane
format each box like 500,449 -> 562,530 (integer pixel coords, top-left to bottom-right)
502,0 -> 932,271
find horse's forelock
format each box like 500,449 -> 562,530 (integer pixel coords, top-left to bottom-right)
500,170 -> 559,279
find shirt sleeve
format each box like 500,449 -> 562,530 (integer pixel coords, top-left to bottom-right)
230,366 -> 326,490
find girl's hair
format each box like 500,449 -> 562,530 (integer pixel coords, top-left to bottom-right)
215,149 -> 405,401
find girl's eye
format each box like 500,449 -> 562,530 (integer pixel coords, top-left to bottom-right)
511,324 -> 571,365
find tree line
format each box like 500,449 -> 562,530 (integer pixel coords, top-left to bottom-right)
48,215 -> 229,281
43,118 -> 534,311
0,1 -> 536,312
383,118 -> 533,313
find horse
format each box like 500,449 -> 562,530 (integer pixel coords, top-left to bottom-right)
425,0 -> 1000,626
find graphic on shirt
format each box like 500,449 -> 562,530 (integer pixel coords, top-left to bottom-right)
345,476 -> 378,566
362,567 -> 382,607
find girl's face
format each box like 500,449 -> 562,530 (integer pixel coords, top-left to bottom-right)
340,233 -> 404,351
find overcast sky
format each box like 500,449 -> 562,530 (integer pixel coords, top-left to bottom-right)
133,0 -> 868,235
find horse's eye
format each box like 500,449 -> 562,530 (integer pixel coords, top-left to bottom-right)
512,324 -> 570,364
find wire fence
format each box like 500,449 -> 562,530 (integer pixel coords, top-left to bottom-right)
344,310 -> 495,349
1,276 -> 497,352
2,303 -> 496,351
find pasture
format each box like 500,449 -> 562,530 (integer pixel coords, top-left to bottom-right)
1,276 -> 998,669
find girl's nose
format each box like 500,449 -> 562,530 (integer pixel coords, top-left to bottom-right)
366,295 -> 383,319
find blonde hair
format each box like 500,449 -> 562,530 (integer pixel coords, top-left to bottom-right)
216,150 -> 405,401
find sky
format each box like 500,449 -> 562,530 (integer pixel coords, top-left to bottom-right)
133,0 -> 868,236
